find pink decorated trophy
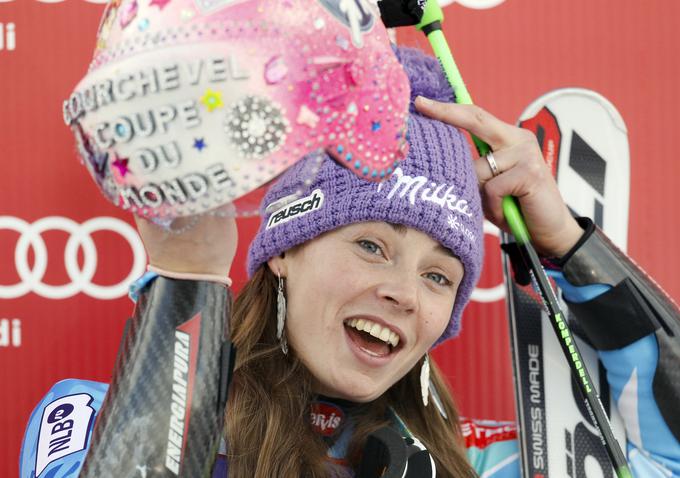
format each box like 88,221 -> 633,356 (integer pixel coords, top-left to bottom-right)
64,0 -> 410,219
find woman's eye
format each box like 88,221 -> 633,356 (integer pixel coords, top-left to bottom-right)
424,272 -> 451,286
357,240 -> 384,257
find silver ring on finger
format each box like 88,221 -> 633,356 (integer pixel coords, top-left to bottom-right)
485,152 -> 501,177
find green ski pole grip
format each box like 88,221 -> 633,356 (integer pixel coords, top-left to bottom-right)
503,196 -> 531,245
424,31 -> 472,104
416,0 -> 444,31
417,0 -> 530,246
416,2 -> 489,156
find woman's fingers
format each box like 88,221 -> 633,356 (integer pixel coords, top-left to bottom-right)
482,163 -> 582,257
480,157 -> 547,230
414,95 -> 583,256
473,142 -> 530,185
414,96 -> 523,150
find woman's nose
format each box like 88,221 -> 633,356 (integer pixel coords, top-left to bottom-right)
376,273 -> 419,314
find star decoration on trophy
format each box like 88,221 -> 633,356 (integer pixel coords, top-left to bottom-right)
112,156 -> 130,177
193,138 -> 207,151
200,89 -> 224,112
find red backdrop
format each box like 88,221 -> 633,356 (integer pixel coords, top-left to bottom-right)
2,1 -> 680,475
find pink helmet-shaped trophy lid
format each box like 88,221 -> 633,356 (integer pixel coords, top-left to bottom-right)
63,0 -> 410,219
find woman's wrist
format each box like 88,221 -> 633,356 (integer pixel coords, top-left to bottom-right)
147,264 -> 232,287
546,217 -> 596,266
536,215 -> 588,259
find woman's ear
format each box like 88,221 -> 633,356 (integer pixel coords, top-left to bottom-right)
267,254 -> 287,277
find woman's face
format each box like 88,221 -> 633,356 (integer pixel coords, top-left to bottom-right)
268,221 -> 464,402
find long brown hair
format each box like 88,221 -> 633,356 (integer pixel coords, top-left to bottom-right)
225,266 -> 477,477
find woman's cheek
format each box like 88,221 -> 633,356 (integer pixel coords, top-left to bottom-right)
422,306 -> 451,345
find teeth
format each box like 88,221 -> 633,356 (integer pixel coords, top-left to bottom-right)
345,318 -> 400,348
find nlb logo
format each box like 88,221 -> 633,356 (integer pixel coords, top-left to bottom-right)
0,216 -> 146,300
36,394 -> 95,476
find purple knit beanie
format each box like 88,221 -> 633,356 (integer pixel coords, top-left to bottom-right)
247,47 -> 483,342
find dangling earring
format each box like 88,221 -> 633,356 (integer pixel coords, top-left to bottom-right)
276,272 -> 288,355
420,355 -> 430,407
420,355 -> 448,420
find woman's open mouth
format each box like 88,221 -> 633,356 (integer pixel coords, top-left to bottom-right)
343,317 -> 401,358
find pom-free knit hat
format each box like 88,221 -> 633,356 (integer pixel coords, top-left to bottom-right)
247,47 -> 483,342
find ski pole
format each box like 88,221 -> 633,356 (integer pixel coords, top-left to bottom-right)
376,1 -> 632,476
416,4 -> 631,477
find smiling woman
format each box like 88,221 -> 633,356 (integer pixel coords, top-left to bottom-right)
223,46 -> 486,476
21,36 -> 680,478
272,223 -> 463,402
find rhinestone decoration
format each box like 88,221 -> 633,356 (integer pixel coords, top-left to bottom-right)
138,18 -> 150,32
264,56 -> 288,85
119,0 -> 139,29
224,96 -> 289,159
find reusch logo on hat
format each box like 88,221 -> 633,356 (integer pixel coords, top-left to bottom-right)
266,189 -> 325,229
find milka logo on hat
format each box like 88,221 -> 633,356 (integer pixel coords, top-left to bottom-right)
266,189 -> 325,229
377,167 -> 473,218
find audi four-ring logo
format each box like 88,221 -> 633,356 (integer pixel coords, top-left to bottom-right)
0,216 -> 146,300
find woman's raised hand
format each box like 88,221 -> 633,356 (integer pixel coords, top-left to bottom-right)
415,97 -> 583,257
134,212 -> 238,278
